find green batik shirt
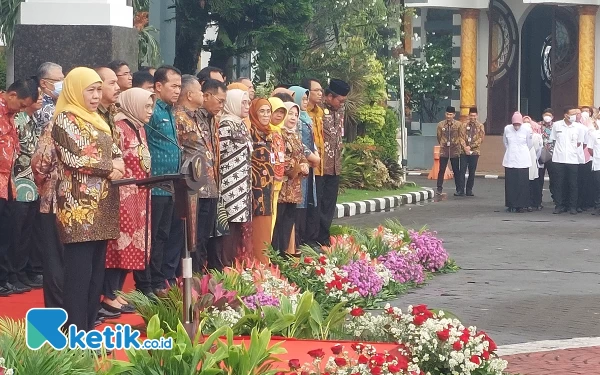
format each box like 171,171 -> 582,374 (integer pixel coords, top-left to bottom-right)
13,112 -> 41,202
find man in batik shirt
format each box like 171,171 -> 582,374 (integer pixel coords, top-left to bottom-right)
317,79 -> 350,246
0,78 -> 38,297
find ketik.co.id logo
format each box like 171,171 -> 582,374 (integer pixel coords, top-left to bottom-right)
26,308 -> 172,350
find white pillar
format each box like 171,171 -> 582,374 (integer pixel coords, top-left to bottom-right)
19,0 -> 133,27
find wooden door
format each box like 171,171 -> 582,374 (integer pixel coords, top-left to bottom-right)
487,0 -> 519,135
550,7 -> 579,112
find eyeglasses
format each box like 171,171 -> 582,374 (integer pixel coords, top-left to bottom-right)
207,93 -> 226,105
117,72 -> 132,77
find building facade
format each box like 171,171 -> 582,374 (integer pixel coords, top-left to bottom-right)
409,0 -> 600,134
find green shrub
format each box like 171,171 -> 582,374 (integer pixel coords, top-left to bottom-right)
340,143 -> 390,190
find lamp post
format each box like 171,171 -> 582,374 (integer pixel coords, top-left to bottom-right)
399,53 -> 408,183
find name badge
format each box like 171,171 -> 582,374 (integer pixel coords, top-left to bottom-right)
247,141 -> 254,152
278,151 -> 285,162
468,137 -> 472,143
270,152 -> 276,164
447,141 -> 451,147
467,126 -> 471,130
341,127 -> 345,137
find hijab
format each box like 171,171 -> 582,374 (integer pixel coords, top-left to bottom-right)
114,87 -> 156,128
249,98 -> 272,134
289,86 -> 312,127
268,97 -> 287,134
283,102 -> 300,134
220,89 -> 248,124
53,67 -> 111,135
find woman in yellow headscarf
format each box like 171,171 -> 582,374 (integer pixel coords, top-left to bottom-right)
267,97 -> 288,236
52,67 -> 125,332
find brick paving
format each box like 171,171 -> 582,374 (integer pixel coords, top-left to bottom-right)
336,176 -> 600,374
503,346 -> 600,374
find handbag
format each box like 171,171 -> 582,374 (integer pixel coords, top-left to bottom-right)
539,147 -> 552,164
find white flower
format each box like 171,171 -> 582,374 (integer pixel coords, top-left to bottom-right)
6,370 -> 13,375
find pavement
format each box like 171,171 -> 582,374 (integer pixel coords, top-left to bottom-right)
335,176 -> 600,375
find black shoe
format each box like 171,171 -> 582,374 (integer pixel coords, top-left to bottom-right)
0,283 -> 15,297
436,188 -> 443,195
466,191 -> 474,196
553,207 -> 562,214
22,275 -> 43,289
11,280 -> 32,293
570,208 -> 578,215
98,306 -> 121,319
577,208 -> 583,213
515,208 -> 525,213
144,292 -> 158,301
94,319 -> 102,327
153,288 -> 169,298
120,304 -> 136,314
454,192 -> 465,197
527,207 -> 533,212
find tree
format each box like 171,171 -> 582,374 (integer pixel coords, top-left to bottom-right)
404,37 -> 459,123
173,0 -> 210,74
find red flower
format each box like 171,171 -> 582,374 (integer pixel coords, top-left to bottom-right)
350,307 -> 364,317
334,357 -> 347,366
371,354 -> 385,366
385,307 -> 395,315
315,267 -> 325,276
308,348 -> 325,358
388,364 -> 401,373
371,366 -> 382,375
470,355 -> 481,365
437,328 -> 450,341
479,331 -> 497,352
397,355 -> 410,370
460,329 -> 471,344
304,257 -> 313,264
413,314 -> 428,326
319,255 -> 327,264
331,344 -> 343,354
452,341 -> 462,351
482,350 -> 490,360
275,372 -> 286,375
358,354 -> 369,364
411,304 -> 429,316
288,359 -> 301,369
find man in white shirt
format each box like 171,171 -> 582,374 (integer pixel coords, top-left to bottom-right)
550,106 -> 587,215
586,126 -> 600,215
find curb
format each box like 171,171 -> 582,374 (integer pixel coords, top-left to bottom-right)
335,188 -> 435,219
407,171 -> 551,182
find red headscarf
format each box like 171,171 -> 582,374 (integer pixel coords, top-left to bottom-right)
249,98 -> 272,134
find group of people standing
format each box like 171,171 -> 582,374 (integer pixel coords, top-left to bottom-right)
502,106 -> 600,215
435,106 -> 486,197
0,61 -> 350,334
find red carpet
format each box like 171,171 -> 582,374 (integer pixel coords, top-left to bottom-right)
0,273 -> 399,366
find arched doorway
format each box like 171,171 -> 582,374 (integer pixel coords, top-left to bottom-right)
520,5 -> 579,119
487,0 -> 519,135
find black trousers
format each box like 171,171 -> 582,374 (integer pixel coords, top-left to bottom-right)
317,175 -> 340,246
102,268 -> 128,300
162,212 -> 184,286
437,157 -> 463,193
8,200 -> 42,283
593,170 -> 600,209
0,199 -> 9,284
578,161 -> 594,209
459,154 -> 479,193
295,207 -> 307,247
529,174 -> 543,209
38,212 -> 64,308
133,196 -> 173,293
192,198 -> 218,272
305,175 -> 323,246
214,222 -> 243,268
63,240 -> 107,332
272,203 -> 297,255
553,162 -> 579,210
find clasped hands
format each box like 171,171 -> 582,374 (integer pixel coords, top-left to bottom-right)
108,158 -> 125,180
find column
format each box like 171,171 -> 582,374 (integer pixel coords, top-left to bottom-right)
578,5 -> 598,107
11,0 -> 138,80
459,9 -> 479,119
403,11 -> 413,55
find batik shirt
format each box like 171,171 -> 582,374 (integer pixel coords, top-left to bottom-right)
251,127 -> 274,217
13,112 -> 42,202
145,99 -> 181,196
463,121 -> 485,155
219,119 -> 252,222
437,119 -> 465,158
0,97 -> 18,200
540,121 -> 555,155
279,130 -> 308,204
33,94 -> 55,132
173,106 -> 218,199
52,112 -> 121,243
322,104 -> 344,176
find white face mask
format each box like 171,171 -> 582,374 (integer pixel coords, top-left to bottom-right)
569,115 -> 577,123
52,81 -> 63,97
543,115 -> 552,123
582,111 -> 590,119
